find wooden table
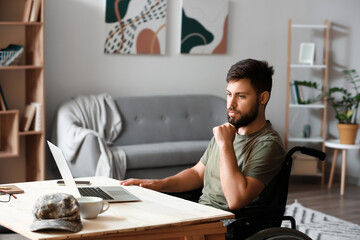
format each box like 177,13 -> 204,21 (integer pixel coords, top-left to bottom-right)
0,177 -> 234,240
325,139 -> 360,195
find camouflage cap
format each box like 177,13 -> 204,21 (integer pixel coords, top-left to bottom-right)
30,193 -> 83,233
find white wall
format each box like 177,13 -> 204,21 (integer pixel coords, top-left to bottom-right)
44,0 -> 360,182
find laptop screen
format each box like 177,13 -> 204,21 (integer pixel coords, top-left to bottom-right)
47,141 -> 81,198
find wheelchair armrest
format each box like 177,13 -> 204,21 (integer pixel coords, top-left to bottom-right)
278,216 -> 296,229
288,146 -> 326,161
164,188 -> 202,202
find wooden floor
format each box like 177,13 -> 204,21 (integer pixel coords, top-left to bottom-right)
287,177 -> 360,225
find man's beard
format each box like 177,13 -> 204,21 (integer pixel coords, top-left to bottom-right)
227,100 -> 259,129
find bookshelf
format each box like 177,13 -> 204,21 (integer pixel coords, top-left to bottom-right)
0,0 -> 45,182
285,19 -> 330,183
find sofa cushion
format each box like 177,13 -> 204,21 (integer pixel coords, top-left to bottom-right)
122,140 -> 210,170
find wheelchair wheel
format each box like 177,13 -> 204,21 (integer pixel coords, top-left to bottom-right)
245,227 -> 311,240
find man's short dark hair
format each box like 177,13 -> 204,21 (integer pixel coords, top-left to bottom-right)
226,59 -> 274,97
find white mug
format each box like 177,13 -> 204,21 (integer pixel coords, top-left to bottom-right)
76,196 -> 110,219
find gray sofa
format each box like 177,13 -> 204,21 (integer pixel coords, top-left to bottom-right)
68,94 -> 226,179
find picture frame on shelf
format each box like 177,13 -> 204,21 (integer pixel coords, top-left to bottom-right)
298,42 -> 315,65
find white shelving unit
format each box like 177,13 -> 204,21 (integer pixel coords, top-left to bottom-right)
285,19 -> 330,183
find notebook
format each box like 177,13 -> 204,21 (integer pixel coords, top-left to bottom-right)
47,141 -> 140,203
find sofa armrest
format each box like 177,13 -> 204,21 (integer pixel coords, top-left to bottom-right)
68,133 -> 100,177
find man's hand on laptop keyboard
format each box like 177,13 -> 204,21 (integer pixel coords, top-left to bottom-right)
120,179 -> 163,191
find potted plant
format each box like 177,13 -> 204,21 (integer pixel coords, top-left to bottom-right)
325,69 -> 360,144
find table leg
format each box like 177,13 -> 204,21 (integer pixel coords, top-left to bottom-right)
328,148 -> 338,189
340,149 -> 347,195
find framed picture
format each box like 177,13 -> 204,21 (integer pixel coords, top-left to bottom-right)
104,0 -> 167,55
180,0 -> 229,54
298,43 -> 315,65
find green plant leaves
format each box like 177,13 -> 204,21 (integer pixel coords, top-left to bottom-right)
326,69 -> 360,124
293,69 -> 360,124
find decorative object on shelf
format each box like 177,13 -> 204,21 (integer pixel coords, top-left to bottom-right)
0,44 -> 24,66
325,69 -> 360,144
303,124 -> 311,138
298,42 -> 315,65
104,0 -> 167,55
180,0 -> 229,54
297,124 -> 312,139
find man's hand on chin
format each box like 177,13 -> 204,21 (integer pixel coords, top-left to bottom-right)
213,123 -> 237,148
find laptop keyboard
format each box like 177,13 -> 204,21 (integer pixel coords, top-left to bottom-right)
78,187 -> 114,200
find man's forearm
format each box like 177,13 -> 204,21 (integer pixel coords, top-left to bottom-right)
219,143 -> 265,210
161,165 -> 204,192
120,162 -> 204,192
219,144 -> 250,209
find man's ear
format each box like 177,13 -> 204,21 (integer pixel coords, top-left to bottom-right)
260,91 -> 270,106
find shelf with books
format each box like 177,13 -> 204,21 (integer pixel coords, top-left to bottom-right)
0,44 -> 24,67
0,27 -> 44,67
285,19 -> 330,182
0,0 -> 45,182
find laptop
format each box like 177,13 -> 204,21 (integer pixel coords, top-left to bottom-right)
47,141 -> 140,203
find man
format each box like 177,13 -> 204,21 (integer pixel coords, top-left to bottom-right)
120,59 -> 285,213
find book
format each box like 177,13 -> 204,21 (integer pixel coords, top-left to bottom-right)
29,0 -> 41,22
0,89 -> 5,111
31,102 -> 42,131
294,83 -> 303,104
0,84 -> 8,110
297,85 -> 304,103
22,0 -> 33,22
0,185 -> 24,194
290,83 -> 298,104
0,44 -> 24,66
21,104 -> 36,131
0,48 -> 14,66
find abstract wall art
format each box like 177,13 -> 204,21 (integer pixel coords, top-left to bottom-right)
104,0 -> 167,55
180,0 -> 229,54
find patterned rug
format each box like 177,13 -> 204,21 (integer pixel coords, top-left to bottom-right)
283,200 -> 360,240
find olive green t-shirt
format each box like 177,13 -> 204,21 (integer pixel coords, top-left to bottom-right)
198,122 -> 285,211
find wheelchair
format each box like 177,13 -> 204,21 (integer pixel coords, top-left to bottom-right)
168,146 -> 326,240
